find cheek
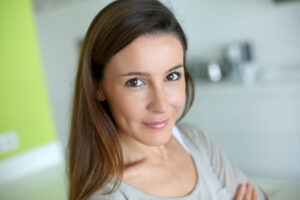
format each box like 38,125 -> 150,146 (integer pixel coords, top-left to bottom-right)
166,82 -> 186,111
106,89 -> 147,123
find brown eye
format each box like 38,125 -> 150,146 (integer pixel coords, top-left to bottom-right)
125,78 -> 143,87
166,72 -> 180,81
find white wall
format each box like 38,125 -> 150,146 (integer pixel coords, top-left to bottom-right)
183,83 -> 300,180
162,0 -> 300,68
35,0 -> 112,146
35,0 -> 300,180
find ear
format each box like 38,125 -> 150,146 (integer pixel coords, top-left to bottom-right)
96,87 -> 106,102
94,80 -> 106,101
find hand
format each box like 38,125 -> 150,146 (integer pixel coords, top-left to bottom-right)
234,183 -> 258,200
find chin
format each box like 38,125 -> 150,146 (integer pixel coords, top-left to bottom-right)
140,126 -> 173,146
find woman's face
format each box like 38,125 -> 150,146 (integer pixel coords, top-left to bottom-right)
99,34 -> 186,147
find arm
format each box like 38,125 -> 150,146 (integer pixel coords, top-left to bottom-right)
178,123 -> 268,200
201,128 -> 268,200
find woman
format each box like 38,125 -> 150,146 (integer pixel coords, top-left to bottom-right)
68,0 -> 268,200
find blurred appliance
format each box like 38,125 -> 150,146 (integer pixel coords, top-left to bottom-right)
188,61 -> 224,83
224,41 -> 257,84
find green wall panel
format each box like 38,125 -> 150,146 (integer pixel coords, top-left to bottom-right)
0,0 -> 56,159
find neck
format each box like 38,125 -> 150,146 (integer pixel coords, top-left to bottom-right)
119,133 -> 174,166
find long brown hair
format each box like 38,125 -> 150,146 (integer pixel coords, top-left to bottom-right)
68,0 -> 194,199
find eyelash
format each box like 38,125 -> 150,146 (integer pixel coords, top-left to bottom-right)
165,72 -> 181,81
125,78 -> 143,87
124,72 -> 182,88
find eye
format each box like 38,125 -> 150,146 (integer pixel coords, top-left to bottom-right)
165,72 -> 181,81
125,78 -> 143,87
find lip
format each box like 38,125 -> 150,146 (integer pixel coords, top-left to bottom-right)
144,119 -> 169,130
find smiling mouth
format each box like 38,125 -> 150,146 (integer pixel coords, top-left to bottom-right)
144,119 -> 169,130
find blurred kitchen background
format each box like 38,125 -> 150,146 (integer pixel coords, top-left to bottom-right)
1,0 -> 300,199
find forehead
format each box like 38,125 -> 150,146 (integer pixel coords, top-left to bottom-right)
105,33 -> 184,75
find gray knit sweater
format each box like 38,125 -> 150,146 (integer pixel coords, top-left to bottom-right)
89,123 -> 267,200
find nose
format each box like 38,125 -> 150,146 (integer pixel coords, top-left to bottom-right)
147,85 -> 168,113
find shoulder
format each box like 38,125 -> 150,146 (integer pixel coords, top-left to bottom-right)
176,122 -> 211,150
176,122 -> 220,162
88,181 -> 126,200
89,192 -> 125,200
176,122 -> 204,137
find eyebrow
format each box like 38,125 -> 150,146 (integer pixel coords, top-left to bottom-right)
119,64 -> 184,77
